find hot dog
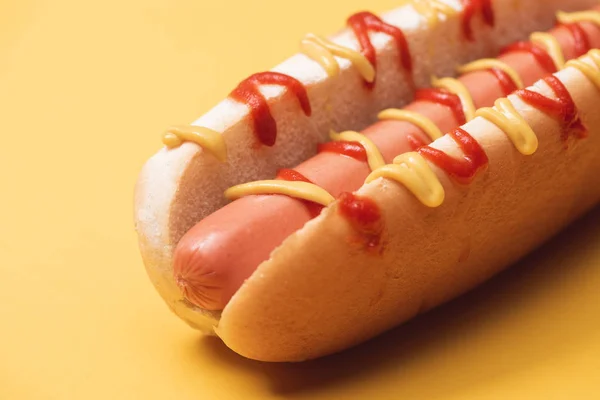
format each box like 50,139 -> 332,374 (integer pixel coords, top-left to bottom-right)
173,15 -> 600,312
134,2 -> 600,361
219,47 -> 600,361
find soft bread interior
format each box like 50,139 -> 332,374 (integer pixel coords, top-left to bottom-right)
134,0 -> 599,332
216,63 -> 600,361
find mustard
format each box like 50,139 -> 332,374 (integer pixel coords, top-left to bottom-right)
378,109 -> 443,141
556,10 -> 600,27
162,126 -> 227,162
225,180 -> 335,206
457,58 -> 524,89
530,32 -> 565,70
329,130 -> 386,171
411,0 -> 457,28
300,33 -> 375,82
476,98 -> 538,155
366,152 -> 444,207
565,49 -> 600,90
431,76 -> 476,121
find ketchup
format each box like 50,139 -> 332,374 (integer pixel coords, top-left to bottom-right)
276,168 -> 313,183
500,42 -> 557,73
317,140 -> 368,162
461,0 -> 495,41
418,127 -> 489,183
515,75 -> 586,141
230,72 -> 311,147
407,134 -> 429,151
347,11 -> 412,84
488,67 -> 518,96
415,88 -> 467,125
481,0 -> 494,27
561,23 -> 591,58
276,168 -> 324,218
338,192 -> 383,250
410,88 -> 468,151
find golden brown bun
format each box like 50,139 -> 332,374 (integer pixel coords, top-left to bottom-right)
134,0 -> 596,333
217,60 -> 600,361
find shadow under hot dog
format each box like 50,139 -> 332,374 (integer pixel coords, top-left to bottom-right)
195,205 -> 600,398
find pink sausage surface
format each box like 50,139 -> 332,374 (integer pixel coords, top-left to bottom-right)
174,19 -> 600,311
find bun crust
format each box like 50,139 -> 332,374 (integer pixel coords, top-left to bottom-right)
217,64 -> 600,361
134,0 -> 599,337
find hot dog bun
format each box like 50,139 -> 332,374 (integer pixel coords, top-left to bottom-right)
216,57 -> 600,361
135,0 -> 598,334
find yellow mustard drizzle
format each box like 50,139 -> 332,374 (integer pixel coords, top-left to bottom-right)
556,10 -> 600,27
565,49 -> 600,89
300,33 -> 376,83
162,126 -> 227,162
411,0 -> 457,28
224,180 -> 335,206
431,76 -> 476,121
566,59 -> 600,88
530,32 -> 565,70
377,109 -> 443,141
457,58 -> 524,89
589,49 -> 600,68
365,152 -> 444,207
475,98 -> 538,155
329,130 -> 386,171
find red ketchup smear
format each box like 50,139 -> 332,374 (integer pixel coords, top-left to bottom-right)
230,72 -> 312,147
461,0 -> 495,41
515,75 -> 587,142
338,192 -> 383,251
317,140 -> 368,162
407,135 -> 429,151
481,0 -> 494,27
276,168 -> 324,218
418,127 -> 489,184
407,88 -> 467,150
404,67 -> 514,152
415,88 -> 467,125
501,42 -> 557,74
561,23 -> 591,57
488,67 -> 518,96
347,11 -> 412,86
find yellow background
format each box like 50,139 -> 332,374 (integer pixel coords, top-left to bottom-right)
1,0 -> 599,398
